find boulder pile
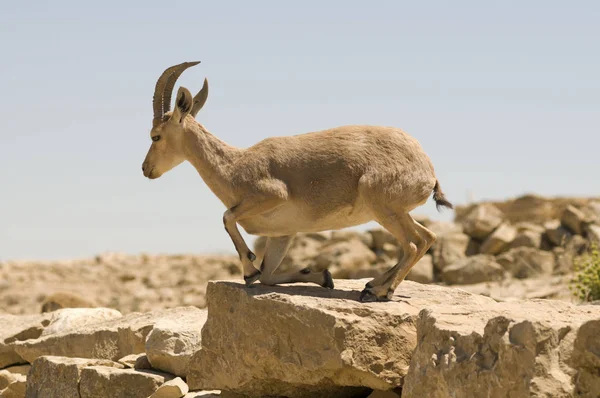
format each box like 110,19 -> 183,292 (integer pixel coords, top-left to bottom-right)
1,280 -> 599,397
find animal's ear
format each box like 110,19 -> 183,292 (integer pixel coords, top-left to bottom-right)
191,78 -> 209,118
172,86 -> 193,124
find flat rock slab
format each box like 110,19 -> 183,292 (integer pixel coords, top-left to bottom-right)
1,308 -> 122,369
187,279 -> 493,398
26,356 -> 124,398
79,366 -> 173,398
12,307 -> 200,364
402,300 -> 600,397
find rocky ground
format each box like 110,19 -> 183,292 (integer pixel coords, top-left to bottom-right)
1,194 -> 600,397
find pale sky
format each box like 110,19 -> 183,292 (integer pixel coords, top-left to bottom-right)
1,1 -> 599,261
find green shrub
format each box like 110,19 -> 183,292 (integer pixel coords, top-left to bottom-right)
570,242 -> 600,302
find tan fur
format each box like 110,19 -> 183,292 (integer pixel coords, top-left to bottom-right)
142,64 -> 452,301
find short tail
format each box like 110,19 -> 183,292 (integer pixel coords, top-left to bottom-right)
433,180 -> 453,211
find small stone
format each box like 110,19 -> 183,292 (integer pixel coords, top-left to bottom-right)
150,377 -> 189,398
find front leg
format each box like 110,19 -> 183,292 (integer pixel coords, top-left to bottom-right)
223,197 -> 283,286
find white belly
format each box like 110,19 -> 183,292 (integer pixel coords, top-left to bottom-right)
238,199 -> 375,236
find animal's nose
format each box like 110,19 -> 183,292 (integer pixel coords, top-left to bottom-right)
142,162 -> 148,173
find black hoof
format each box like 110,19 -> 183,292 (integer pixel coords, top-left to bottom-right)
359,288 -> 389,303
247,251 -> 256,262
244,270 -> 261,286
322,269 -> 334,289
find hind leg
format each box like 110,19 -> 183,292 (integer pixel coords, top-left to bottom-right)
360,209 -> 424,302
259,235 -> 334,288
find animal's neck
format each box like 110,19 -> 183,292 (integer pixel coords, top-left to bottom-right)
183,121 -> 241,208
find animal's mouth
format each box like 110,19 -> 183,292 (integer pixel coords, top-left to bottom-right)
143,167 -> 156,179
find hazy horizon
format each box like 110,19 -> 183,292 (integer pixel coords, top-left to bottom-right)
1,1 -> 599,261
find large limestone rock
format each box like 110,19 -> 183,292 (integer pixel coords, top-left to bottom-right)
145,308 -> 207,377
402,300 -> 600,398
431,232 -> 469,271
460,204 -> 505,240
187,279 -> 493,398
0,308 -> 121,369
25,356 -> 124,398
441,255 -> 506,285
496,247 -> 555,279
79,366 -> 173,398
12,307 -> 198,364
479,222 -> 517,255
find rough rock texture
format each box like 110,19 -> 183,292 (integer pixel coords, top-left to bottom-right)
146,308 -> 207,377
441,255 -> 506,285
25,356 -> 124,398
1,372 -> 26,398
1,308 -> 121,369
496,247 -> 556,279
13,307 -> 199,364
187,279 -> 492,398
78,366 -> 173,398
460,203 -> 505,240
479,222 -> 517,255
150,377 -> 189,398
402,300 -> 600,398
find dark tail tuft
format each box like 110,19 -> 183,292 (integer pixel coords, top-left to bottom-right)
433,180 -> 453,212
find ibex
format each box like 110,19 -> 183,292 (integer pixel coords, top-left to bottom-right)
142,61 -> 453,302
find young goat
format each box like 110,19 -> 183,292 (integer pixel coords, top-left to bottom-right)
142,61 -> 453,302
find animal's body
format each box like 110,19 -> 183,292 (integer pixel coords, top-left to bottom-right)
142,62 -> 452,302
233,125 -> 436,236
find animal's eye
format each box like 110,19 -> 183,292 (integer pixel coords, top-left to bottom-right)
152,135 -> 161,142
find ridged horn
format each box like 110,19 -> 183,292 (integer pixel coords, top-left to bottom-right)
191,78 -> 209,118
152,61 -> 200,126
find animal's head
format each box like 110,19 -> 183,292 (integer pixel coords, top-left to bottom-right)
142,61 -> 209,179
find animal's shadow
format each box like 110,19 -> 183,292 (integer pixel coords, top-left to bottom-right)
218,281 -> 411,304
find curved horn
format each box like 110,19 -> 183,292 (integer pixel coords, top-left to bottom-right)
191,78 -> 209,118
152,61 -> 200,125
